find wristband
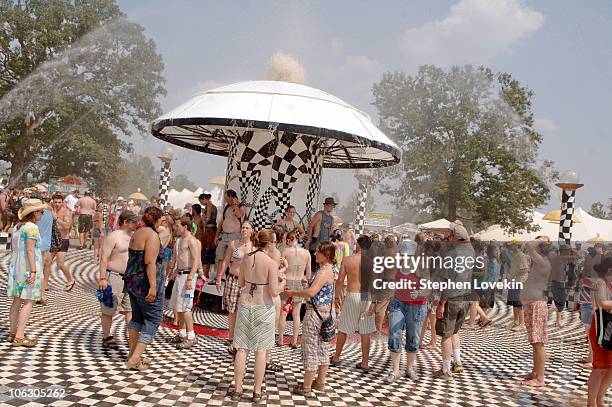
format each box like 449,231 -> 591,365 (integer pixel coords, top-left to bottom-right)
99,277 -> 107,281
30,271 -> 37,274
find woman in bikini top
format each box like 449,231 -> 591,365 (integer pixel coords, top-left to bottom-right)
238,230 -> 279,306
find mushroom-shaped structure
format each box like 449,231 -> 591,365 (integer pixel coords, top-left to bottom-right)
152,80 -> 400,228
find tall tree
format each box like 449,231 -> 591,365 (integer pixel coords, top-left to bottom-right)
372,65 -> 550,234
170,174 -> 197,192
589,201 -> 612,220
0,0 -> 165,189
118,154 -> 158,198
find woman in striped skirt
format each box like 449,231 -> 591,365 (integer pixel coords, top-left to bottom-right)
286,241 -> 335,396
229,229 -> 279,403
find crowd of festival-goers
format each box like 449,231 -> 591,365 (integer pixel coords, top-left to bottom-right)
3,181 -> 611,406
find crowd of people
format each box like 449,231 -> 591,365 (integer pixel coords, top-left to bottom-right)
3,183 -> 612,406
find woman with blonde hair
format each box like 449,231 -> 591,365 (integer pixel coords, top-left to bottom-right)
286,240 -> 335,396
229,229 -> 279,403
7,199 -> 48,347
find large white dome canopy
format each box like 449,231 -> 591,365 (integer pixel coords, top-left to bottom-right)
151,80 -> 401,168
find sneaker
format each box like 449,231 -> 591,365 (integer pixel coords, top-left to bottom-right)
384,372 -> 401,384
451,362 -> 464,373
176,338 -> 196,349
433,369 -> 453,380
405,370 -> 419,381
169,334 -> 184,344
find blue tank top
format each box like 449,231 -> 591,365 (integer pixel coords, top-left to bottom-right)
318,211 -> 333,242
306,269 -> 334,307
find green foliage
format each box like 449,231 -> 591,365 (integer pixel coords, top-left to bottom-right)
0,0 -> 166,191
118,154 -> 158,198
372,65 -> 550,234
589,200 -> 612,220
170,173 -> 197,192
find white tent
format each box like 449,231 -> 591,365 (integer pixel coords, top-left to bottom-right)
419,218 -> 451,230
474,208 -> 612,242
166,186 -> 224,211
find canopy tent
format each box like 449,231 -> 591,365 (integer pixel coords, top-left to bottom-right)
151,80 -> 401,229
166,186 -> 224,211
393,222 -> 418,237
128,192 -> 148,201
474,208 -> 612,242
419,218 -> 452,231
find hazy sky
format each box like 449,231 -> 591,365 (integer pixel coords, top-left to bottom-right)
117,0 -> 611,215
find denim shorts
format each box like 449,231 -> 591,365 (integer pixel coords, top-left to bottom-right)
388,298 -> 427,353
128,293 -> 164,344
580,302 -> 593,326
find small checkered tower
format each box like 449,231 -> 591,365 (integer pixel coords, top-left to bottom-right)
158,147 -> 175,211
354,170 -> 373,237
555,171 -> 583,246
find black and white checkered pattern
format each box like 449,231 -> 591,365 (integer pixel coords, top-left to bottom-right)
1,249 -> 607,407
251,187 -> 274,229
355,180 -> 368,236
158,160 -> 172,210
224,135 -> 239,191
224,131 -> 325,229
559,189 -> 576,245
270,133 -> 312,213
0,232 -> 10,251
305,140 -> 324,222
235,131 -> 274,211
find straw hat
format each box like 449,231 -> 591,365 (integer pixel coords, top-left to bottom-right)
18,199 -> 51,220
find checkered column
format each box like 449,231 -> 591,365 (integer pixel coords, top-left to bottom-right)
158,159 -> 172,210
558,189 -> 576,245
224,135 -> 239,191
305,142 -> 323,221
355,180 -> 368,236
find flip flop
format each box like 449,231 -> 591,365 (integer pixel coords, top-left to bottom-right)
355,362 -> 370,371
329,357 -> 340,367
64,281 -> 76,292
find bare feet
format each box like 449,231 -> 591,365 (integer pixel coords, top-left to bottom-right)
522,372 -> 535,380
522,378 -> 545,387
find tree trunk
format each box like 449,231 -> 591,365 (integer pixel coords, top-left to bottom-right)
7,120 -> 37,187
447,196 -> 457,221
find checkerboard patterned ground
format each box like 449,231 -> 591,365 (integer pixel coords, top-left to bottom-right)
0,250 -> 608,406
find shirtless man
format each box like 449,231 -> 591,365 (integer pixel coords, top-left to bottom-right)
331,235 -> 375,369
75,191 -> 97,249
168,217 -> 204,349
215,190 -> 245,282
278,231 -> 311,347
306,197 -> 336,269
520,236 -> 553,387
45,194 -> 76,291
97,210 -> 139,349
